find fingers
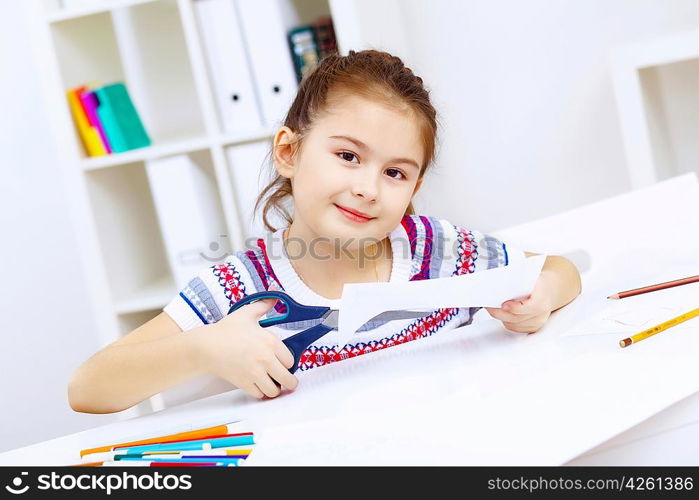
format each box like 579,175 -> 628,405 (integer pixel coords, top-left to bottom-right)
266,358 -> 299,391
243,383 -> 265,400
502,297 -> 535,315
245,345 -> 298,400
485,302 -> 546,334
254,372 -> 284,398
484,306 -> 522,323
274,341 -> 295,370
238,297 -> 278,317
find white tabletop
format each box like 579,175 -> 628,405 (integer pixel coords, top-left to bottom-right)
2,173 -> 697,466
0,272 -> 697,466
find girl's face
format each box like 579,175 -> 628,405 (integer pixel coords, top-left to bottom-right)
274,94 -> 424,252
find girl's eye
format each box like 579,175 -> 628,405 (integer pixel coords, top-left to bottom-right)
338,151 -> 358,163
386,168 -> 406,180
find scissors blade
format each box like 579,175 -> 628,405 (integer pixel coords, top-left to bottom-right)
320,309 -> 433,330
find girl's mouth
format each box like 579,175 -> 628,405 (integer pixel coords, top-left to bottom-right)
334,204 -> 375,223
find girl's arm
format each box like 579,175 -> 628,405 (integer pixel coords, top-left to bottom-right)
68,298 -> 298,414
67,312 -> 207,414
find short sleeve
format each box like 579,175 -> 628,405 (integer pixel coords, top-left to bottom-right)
163,259 -> 249,332
467,227 -> 527,273
436,218 -> 526,278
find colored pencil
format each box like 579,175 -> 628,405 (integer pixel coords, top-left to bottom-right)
608,274 -> 699,299
115,451 -> 250,461
80,421 -> 243,457
619,307 -> 699,347
113,432 -> 253,451
152,462 -> 234,467
117,456 -> 242,466
126,449 -> 252,460
140,447 -> 253,457
71,460 -> 225,467
102,460 -> 230,467
82,437 -> 253,463
117,433 -> 255,455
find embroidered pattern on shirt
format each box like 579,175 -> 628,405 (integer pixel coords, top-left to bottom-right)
454,225 -> 478,275
297,307 -> 460,371
180,277 -> 223,324
212,262 -> 246,308
242,239 -> 288,315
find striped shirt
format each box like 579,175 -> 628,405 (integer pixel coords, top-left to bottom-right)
164,214 -> 524,372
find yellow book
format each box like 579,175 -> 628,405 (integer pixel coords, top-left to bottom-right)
66,86 -> 107,157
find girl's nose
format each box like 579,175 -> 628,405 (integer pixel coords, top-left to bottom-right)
350,169 -> 380,202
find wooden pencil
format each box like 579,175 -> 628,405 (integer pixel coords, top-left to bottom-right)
619,307 -> 699,347
608,274 -> 699,299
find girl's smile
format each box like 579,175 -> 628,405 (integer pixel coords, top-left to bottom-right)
334,203 -> 376,223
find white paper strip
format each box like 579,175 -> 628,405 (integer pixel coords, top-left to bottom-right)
335,255 -> 547,348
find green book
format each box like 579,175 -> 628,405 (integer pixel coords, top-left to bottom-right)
288,25 -> 319,83
95,83 -> 151,153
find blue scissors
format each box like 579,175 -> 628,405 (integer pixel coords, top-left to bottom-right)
227,290 -> 431,374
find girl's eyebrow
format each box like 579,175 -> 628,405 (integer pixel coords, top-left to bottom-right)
328,135 -> 420,170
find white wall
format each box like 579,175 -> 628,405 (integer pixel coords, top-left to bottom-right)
0,1 -> 118,453
2,0 -> 699,453
397,0 -> 699,231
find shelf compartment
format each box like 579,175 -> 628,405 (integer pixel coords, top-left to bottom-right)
145,148 -> 232,288
85,161 -> 172,307
50,10 -> 125,90
611,28 -> 699,187
111,0 -> 207,143
638,59 -> 699,183
50,9 -> 128,162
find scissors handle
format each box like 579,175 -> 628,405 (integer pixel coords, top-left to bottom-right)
227,291 -> 330,328
282,323 -> 334,374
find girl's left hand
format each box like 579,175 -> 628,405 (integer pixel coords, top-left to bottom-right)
484,272 -> 556,334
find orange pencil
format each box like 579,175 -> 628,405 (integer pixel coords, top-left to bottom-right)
608,274 -> 699,299
80,422 -> 241,458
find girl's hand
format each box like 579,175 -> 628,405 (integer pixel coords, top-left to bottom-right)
484,271 -> 556,334
192,298 -> 298,399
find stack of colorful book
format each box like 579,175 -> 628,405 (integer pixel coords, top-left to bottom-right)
75,421 -> 255,467
287,16 -> 338,83
66,82 -> 151,157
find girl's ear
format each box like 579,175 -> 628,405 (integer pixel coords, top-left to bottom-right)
273,126 -> 299,179
413,176 -> 423,195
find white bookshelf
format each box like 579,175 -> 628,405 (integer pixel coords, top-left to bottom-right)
25,0 -> 314,418
610,28 -> 699,189
27,0 -> 407,417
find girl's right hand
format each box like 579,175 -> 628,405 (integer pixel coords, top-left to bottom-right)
192,298 -> 298,399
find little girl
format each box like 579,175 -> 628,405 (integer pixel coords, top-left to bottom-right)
69,50 -> 581,414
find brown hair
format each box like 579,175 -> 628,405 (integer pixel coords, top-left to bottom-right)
254,49 -> 439,233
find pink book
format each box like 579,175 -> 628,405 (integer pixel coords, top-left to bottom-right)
79,89 -> 112,153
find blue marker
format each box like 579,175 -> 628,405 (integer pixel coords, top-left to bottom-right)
118,434 -> 255,454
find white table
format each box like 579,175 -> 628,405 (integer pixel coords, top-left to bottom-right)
2,173 -> 697,466
0,275 -> 697,466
